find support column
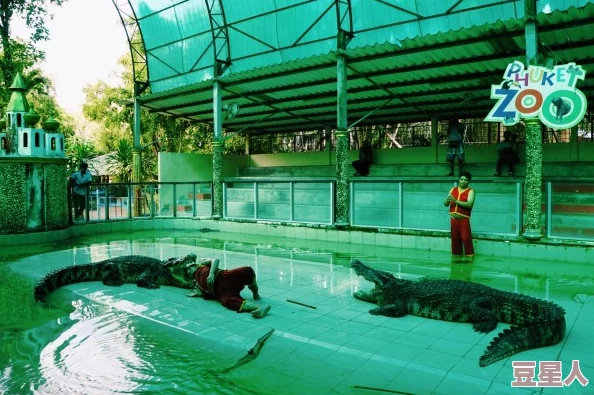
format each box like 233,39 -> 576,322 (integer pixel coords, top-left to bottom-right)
212,78 -> 223,219
132,83 -> 142,216
431,117 -> 438,164
335,50 -> 349,226
523,118 -> 543,240
325,126 -> 332,165
569,125 -> 578,162
245,133 -> 251,155
522,0 -> 543,241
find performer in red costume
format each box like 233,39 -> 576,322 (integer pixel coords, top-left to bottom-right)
444,172 -> 476,259
189,258 -> 271,318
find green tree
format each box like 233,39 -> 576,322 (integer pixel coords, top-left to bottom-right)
0,0 -> 66,90
65,135 -> 97,174
0,38 -> 72,135
104,138 -> 156,183
83,54 -> 244,181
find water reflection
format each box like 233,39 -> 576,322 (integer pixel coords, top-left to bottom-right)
450,261 -> 474,282
1,299 -> 255,395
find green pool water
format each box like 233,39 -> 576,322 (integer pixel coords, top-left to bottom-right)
0,233 -> 260,394
1,230 -> 592,395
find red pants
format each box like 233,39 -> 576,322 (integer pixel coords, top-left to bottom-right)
214,266 -> 256,312
450,217 -> 474,256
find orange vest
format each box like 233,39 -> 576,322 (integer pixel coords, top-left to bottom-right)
449,187 -> 473,218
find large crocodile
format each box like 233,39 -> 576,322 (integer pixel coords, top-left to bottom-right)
35,254 -> 198,302
351,260 -> 566,366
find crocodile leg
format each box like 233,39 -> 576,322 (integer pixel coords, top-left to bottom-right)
101,262 -> 124,286
370,300 -> 408,317
136,267 -> 162,289
469,297 -> 498,333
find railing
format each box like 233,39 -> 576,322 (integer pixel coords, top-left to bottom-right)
223,180 -> 334,224
73,179 -> 594,241
74,182 -> 213,222
245,114 -> 594,154
350,179 -> 523,236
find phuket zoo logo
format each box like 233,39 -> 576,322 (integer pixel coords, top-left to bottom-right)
485,61 -> 587,129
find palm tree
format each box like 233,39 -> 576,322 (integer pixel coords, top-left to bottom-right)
65,136 -> 98,174
105,138 -> 133,183
104,138 -> 157,183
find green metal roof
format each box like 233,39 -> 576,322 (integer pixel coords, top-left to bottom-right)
115,1 -> 594,134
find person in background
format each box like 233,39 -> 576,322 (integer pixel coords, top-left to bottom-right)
494,131 -> 519,176
69,162 -> 92,221
188,257 -> 271,318
446,117 -> 465,177
352,141 -> 373,176
444,172 -> 475,260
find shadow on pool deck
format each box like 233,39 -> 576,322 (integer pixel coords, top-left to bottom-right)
9,239 -> 594,395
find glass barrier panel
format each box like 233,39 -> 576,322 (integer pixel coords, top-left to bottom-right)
87,185 -> 107,221
471,182 -> 519,235
194,183 -> 213,217
352,182 -> 400,227
256,182 -> 290,221
293,182 -> 332,224
175,183 -> 194,218
402,182 -> 452,231
131,184 -> 152,218
155,184 -> 172,217
550,182 -> 594,240
225,183 -> 255,219
106,184 -> 130,220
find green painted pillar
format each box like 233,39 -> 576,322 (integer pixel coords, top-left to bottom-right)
132,84 -> 143,217
431,117 -> 438,163
335,130 -> 349,226
335,51 -> 349,226
212,140 -> 223,218
212,79 -> 223,219
521,0 -> 543,240
522,118 -> 543,240
570,125 -> 578,162
132,85 -> 142,183
132,148 -> 142,216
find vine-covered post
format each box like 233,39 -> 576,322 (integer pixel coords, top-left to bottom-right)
334,31 -> 349,226
521,0 -> 543,240
212,77 -> 223,219
522,118 -> 543,239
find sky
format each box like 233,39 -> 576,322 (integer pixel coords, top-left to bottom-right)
13,0 -> 129,114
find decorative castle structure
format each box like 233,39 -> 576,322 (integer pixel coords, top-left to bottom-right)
0,72 -> 69,235
0,72 -> 65,158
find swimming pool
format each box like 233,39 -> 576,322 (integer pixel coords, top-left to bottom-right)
1,229 -> 592,394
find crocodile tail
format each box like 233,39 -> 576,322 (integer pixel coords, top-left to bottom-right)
479,317 -> 566,366
34,263 -> 102,302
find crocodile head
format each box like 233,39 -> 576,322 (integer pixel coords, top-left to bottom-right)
163,253 -> 198,288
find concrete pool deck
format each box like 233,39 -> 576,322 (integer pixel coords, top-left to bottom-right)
9,240 -> 594,395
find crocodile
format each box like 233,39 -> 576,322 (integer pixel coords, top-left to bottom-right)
351,260 -> 566,366
35,254 -> 198,302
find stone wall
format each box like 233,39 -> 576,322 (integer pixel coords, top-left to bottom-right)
0,159 -> 68,234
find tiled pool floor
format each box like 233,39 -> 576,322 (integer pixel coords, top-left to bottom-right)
9,239 -> 594,395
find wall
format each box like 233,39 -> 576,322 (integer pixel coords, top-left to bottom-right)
158,152 -> 248,182
0,159 -> 68,234
244,142 -> 592,168
1,219 -> 591,266
158,138 -> 594,179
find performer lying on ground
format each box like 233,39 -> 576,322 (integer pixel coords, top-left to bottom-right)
188,258 -> 271,318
